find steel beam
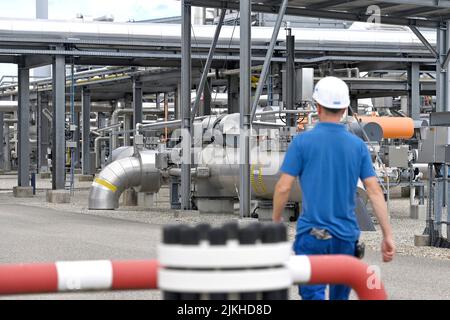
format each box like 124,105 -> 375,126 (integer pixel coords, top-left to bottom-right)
52,55 -> 66,190
250,0 -> 288,123
407,63 -> 421,120
190,0 -> 443,28
81,87 -> 91,175
306,0 -> 350,10
240,0 -> 252,219
17,64 -> 30,187
181,0 -> 192,210
133,78 -> 143,128
191,9 -> 225,120
409,26 -> 438,59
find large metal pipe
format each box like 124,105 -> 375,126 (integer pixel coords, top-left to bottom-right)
199,146 -> 302,203
0,18 -> 436,49
0,101 -> 113,113
89,150 -> 162,210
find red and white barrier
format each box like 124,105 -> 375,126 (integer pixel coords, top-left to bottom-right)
0,256 -> 386,300
0,260 -> 159,295
287,255 -> 387,300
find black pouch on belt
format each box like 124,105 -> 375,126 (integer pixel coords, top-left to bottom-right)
355,241 -> 366,260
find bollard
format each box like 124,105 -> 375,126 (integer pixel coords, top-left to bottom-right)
158,222 -> 292,300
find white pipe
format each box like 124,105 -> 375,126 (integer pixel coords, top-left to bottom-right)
0,18 -> 436,49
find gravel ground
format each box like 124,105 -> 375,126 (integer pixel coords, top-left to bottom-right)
0,175 -> 449,262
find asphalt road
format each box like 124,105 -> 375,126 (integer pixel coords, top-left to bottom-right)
0,204 -> 449,300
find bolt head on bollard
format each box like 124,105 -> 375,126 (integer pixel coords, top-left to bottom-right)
208,228 -> 227,246
179,226 -> 200,246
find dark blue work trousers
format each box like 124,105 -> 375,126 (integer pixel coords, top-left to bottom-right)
293,231 -> 356,300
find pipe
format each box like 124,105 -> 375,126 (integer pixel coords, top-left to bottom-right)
358,116 -> 415,139
0,101 -> 113,113
94,136 -> 110,169
0,255 -> 386,300
288,255 -> 387,300
0,260 -> 159,295
0,18 -> 436,50
89,150 -> 162,210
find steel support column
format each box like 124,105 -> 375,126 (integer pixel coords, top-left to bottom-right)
81,87 -> 91,175
203,81 -> 212,116
38,93 -> 50,172
181,0 -> 192,210
73,111 -> 80,167
17,64 -> 30,187
445,20 -> 450,112
0,112 -> 3,170
285,28 -> 296,127
52,55 -> 66,190
437,25 -> 446,112
191,9 -> 225,119
4,116 -> 10,172
407,63 -> 421,120
240,0 -> 252,218
250,0 -> 289,122
133,78 -> 143,128
227,76 -> 239,114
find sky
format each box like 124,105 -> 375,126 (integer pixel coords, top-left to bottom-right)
0,0 -> 181,21
0,0 -> 181,78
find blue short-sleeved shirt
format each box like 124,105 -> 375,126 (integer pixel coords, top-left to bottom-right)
280,122 -> 376,242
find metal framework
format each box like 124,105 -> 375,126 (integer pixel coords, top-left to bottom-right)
190,0 -> 450,28
186,0 -> 450,214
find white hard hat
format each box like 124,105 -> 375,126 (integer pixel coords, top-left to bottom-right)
312,76 -> 350,109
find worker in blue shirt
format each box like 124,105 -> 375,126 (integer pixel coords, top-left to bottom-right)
273,76 -> 395,300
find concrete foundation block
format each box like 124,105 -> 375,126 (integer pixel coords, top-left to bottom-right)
410,204 -> 427,220
197,199 -> 235,214
121,189 -> 138,206
46,190 -> 71,204
138,193 -> 155,208
258,207 -> 296,222
39,172 -> 51,179
13,186 -> 34,198
414,234 -> 430,247
78,175 -> 94,182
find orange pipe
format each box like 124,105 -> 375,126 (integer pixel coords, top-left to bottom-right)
358,116 -> 414,139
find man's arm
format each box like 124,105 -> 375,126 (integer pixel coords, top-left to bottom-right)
273,174 -> 297,222
363,177 -> 396,263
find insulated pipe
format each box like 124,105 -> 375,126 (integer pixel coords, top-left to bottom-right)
288,255 -> 387,300
0,18 -> 437,49
0,260 -> 159,295
89,150 -> 162,210
94,136 -> 110,169
358,116 -> 415,139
